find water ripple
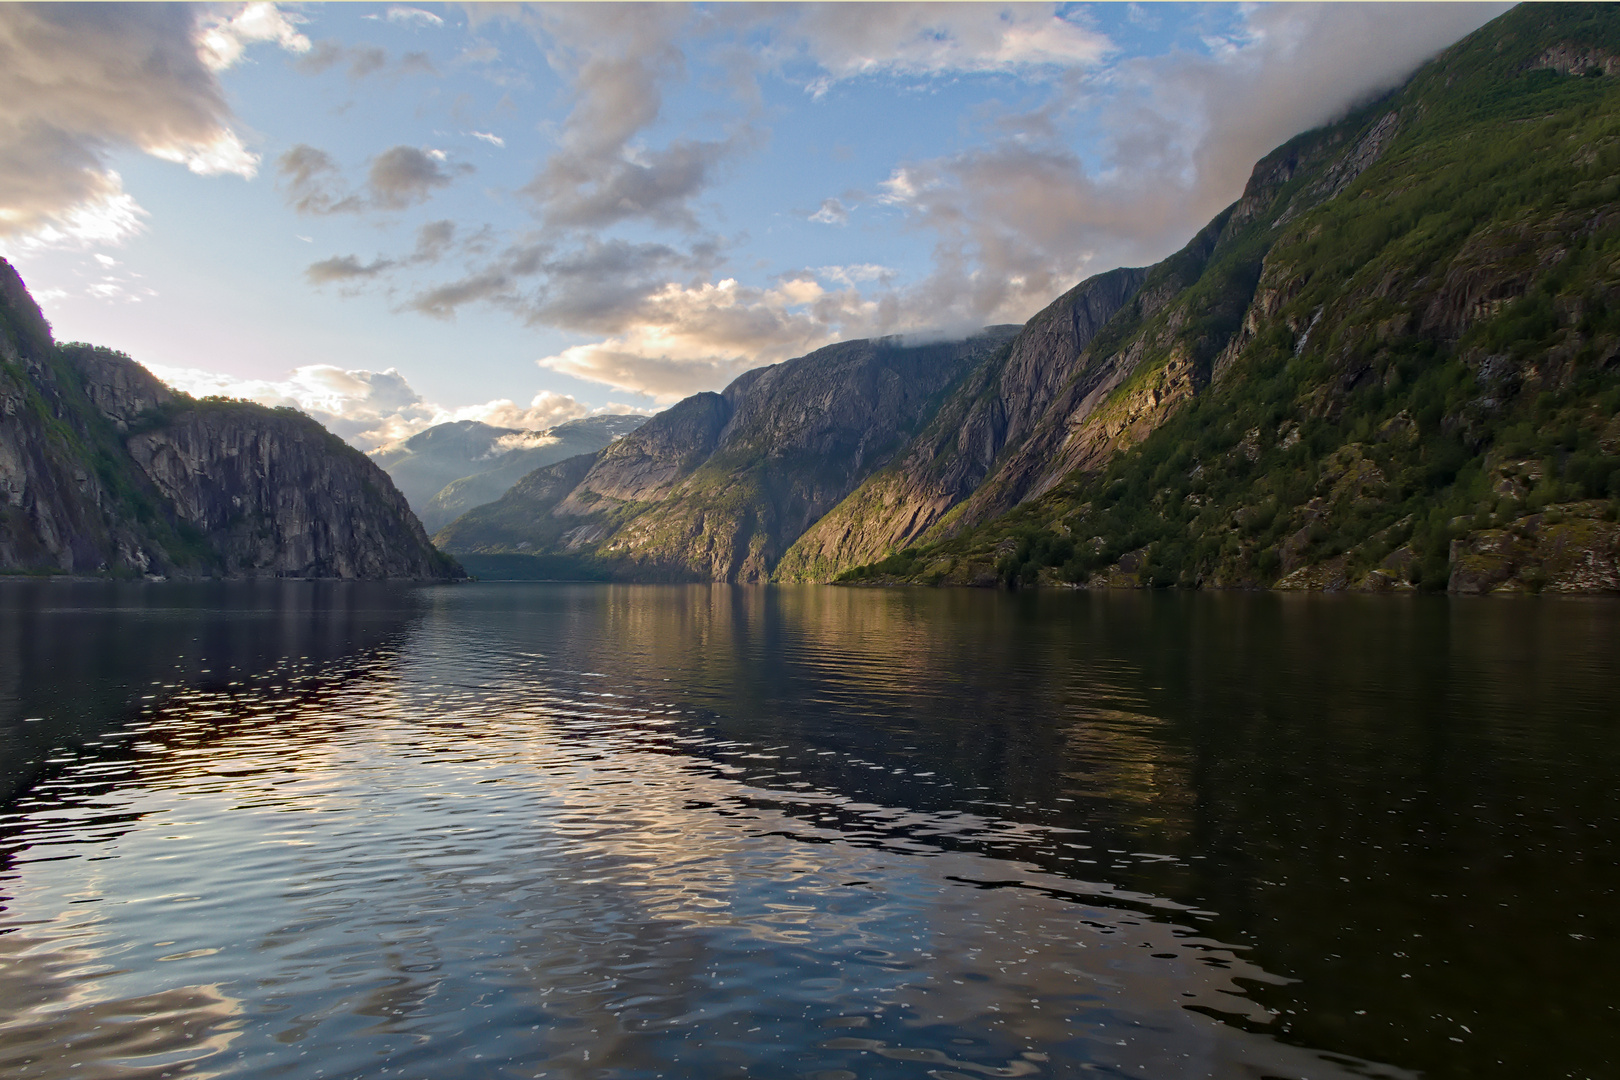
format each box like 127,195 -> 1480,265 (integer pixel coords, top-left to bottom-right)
6,583 -> 1618,1079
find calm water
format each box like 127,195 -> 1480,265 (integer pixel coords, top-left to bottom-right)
1,582 -> 1616,1080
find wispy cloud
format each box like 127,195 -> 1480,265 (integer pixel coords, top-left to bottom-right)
305,255 -> 395,285
809,198 -> 849,225
369,146 -> 467,210
385,7 -> 444,31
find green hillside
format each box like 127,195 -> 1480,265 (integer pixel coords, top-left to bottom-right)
842,3 -> 1620,594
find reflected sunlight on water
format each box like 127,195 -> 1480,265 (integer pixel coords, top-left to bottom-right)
2,583 -> 1616,1079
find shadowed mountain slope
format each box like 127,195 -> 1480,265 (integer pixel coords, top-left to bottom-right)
1,259 -> 460,580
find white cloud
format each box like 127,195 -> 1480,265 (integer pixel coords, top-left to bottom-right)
470,131 -> 506,148
876,168 -> 926,205
148,129 -> 259,179
197,3 -> 310,71
3,184 -> 148,251
144,362 -> 640,451
809,197 -> 849,225
535,276 -> 896,402
386,7 -> 445,30
0,4 -> 305,246
818,264 -> 896,287
780,3 -> 1111,93
450,391 -> 639,434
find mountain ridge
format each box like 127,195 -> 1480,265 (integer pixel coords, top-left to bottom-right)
1,258 -> 461,580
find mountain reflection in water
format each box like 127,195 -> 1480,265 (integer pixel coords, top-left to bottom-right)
1,583 -> 1615,1080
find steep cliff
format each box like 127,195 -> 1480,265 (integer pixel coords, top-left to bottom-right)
843,3 -> 1620,595
775,266 -> 1145,581
435,329 -> 1018,581
0,258 -> 460,580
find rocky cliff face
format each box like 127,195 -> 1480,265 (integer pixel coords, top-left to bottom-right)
0,359 -> 154,574
0,258 -> 460,580
781,87 -> 1444,584
436,330 -> 1018,581
127,406 -> 453,579
564,392 -> 732,506
775,267 -> 1146,581
438,6 -> 1620,594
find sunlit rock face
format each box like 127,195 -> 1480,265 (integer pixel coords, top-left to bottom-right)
0,257 -> 460,580
776,267 -> 1148,581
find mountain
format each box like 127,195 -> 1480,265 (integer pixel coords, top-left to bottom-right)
774,266 -> 1147,581
840,2 -> 1620,594
434,329 -> 1021,581
370,414 -> 645,533
0,258 -> 460,580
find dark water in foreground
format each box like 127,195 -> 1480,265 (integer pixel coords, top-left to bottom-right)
0,582 -> 1615,1080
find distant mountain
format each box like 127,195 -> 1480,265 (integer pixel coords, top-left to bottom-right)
842,2 -> 1620,594
0,258 -> 460,580
371,414 -> 645,534
434,329 -> 1022,580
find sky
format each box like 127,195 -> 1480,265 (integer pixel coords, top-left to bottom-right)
0,1 -> 1511,450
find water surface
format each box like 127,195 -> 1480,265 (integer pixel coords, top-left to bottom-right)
1,582 -> 1615,1079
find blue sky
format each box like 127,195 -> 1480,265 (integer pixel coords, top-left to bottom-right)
0,2 -> 1508,449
